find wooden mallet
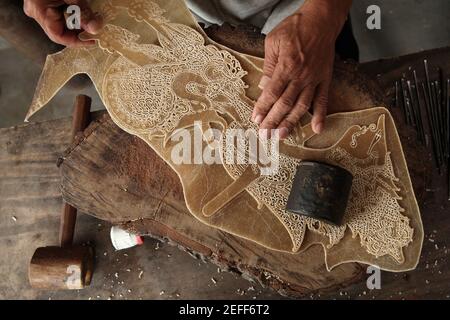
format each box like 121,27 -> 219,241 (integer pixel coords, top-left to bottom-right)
29,95 -> 94,290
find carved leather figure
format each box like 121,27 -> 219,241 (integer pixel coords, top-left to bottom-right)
27,0 -> 423,272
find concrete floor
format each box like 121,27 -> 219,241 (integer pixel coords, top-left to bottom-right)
1,212 -> 281,300
0,44 -> 103,129
0,0 -> 449,300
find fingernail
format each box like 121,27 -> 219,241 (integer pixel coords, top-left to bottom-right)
78,31 -> 91,40
86,19 -> 102,34
258,76 -> 270,90
84,21 -> 95,33
314,122 -> 323,134
279,127 -> 289,140
254,114 -> 263,125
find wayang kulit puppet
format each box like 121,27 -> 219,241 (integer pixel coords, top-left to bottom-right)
26,0 -> 423,272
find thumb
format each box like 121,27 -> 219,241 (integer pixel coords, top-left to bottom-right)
64,0 -> 102,34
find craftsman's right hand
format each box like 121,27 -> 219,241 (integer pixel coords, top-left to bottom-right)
253,0 -> 352,139
23,0 -> 102,47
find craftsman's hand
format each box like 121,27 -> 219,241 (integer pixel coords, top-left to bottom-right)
23,0 -> 102,47
252,0 -> 352,138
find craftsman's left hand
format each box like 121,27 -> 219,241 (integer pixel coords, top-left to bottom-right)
252,0 -> 351,139
23,0 -> 102,47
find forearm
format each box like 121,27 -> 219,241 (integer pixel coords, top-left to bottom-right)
296,0 -> 353,39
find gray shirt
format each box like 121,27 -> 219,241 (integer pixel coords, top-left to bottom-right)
186,0 -> 305,34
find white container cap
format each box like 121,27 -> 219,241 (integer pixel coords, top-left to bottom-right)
110,226 -> 144,250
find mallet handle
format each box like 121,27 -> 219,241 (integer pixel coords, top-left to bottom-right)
59,95 -> 92,247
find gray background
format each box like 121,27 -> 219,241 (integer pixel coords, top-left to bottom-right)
351,0 -> 450,62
